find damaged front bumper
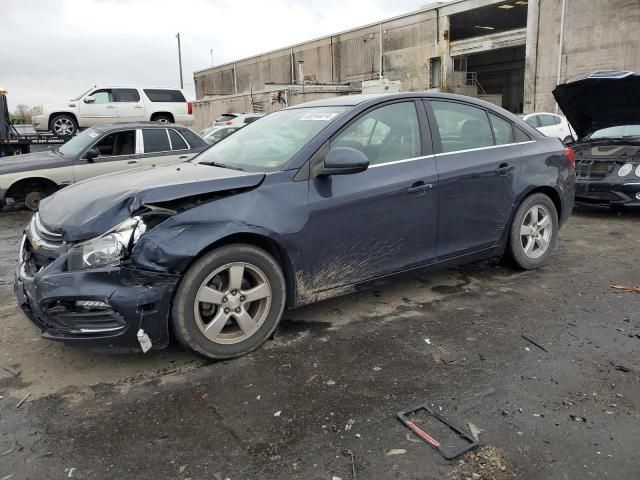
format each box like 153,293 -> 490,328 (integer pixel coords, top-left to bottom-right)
575,179 -> 640,207
15,235 -> 180,353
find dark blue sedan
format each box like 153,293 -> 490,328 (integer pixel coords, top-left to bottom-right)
16,93 -> 575,359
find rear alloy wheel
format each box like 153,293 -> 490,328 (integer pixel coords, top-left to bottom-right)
171,244 -> 286,359
50,114 -> 77,137
508,193 -> 558,269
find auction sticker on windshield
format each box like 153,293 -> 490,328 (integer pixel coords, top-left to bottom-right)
299,112 -> 340,121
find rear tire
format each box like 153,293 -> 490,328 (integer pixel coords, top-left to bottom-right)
507,193 -> 558,270
171,244 -> 286,359
49,114 -> 77,137
151,114 -> 173,124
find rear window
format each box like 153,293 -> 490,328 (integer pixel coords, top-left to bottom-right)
143,129 -> 170,153
216,114 -> 237,122
168,129 -> 188,150
143,89 -> 186,102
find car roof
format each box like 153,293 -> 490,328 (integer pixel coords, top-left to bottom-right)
289,92 -> 515,111
92,122 -> 187,132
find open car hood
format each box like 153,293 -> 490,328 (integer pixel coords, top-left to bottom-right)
553,71 -> 640,139
38,162 -> 265,242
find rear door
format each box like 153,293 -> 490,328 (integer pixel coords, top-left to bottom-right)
73,129 -> 141,181
304,100 -> 439,292
114,88 -> 145,122
78,89 -> 117,126
426,99 -> 522,258
139,128 -> 193,167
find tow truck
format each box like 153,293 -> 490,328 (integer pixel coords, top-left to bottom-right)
0,87 -> 69,157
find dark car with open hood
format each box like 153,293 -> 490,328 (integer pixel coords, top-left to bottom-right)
15,93 -> 575,359
553,70 -> 640,208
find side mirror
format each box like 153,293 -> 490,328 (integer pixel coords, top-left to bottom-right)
84,96 -> 95,104
85,148 -> 99,162
319,147 -> 369,177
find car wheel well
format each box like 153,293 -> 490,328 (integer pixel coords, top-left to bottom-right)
188,233 -> 295,308
6,177 -> 59,202
526,186 -> 562,220
48,112 -> 78,129
150,112 -> 174,123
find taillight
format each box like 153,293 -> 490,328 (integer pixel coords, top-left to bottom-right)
187,102 -> 192,115
564,147 -> 575,169
225,121 -> 232,125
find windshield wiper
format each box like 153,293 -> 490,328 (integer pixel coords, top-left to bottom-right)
199,161 -> 245,171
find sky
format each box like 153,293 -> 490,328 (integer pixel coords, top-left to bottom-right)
1,0 -> 434,109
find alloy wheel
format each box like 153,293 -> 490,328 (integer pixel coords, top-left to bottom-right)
53,118 -> 74,135
520,205 -> 552,259
193,262 -> 272,345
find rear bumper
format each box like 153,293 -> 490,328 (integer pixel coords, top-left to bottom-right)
575,179 -> 640,207
15,237 -> 180,352
173,114 -> 194,126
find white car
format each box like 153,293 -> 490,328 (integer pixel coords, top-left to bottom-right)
201,125 -> 242,145
32,87 -> 194,137
214,113 -> 264,127
519,112 -> 575,143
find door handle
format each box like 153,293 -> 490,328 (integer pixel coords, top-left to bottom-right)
496,163 -> 515,175
106,105 -> 116,109
407,181 -> 433,196
134,105 -> 144,108
178,155 -> 189,159
127,160 -> 139,164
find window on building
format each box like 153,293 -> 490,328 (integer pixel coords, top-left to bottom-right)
143,129 -> 171,153
431,101 -> 494,153
429,57 -> 442,88
331,102 -> 421,165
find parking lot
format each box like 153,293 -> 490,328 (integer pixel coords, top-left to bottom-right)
1,206 -> 638,480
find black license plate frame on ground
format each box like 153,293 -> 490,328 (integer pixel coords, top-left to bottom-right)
397,404 -> 478,460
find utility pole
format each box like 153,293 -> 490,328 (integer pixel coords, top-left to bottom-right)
210,49 -> 214,67
176,33 -> 184,89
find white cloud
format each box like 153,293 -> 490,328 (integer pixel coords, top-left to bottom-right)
1,0 -> 426,108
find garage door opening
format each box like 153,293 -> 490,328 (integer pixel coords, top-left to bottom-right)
462,46 -> 526,114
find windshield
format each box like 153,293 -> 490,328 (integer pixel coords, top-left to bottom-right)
589,124 -> 640,139
196,106 -> 350,171
71,88 -> 93,101
58,128 -> 101,157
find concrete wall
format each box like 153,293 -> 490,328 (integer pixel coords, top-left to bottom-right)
531,0 -> 640,112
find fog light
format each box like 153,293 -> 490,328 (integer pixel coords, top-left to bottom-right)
75,300 -> 110,310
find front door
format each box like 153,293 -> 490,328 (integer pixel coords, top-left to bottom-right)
427,99 -> 521,258
73,129 -> 141,182
78,89 -> 118,126
304,100 -> 438,293
114,88 -> 146,122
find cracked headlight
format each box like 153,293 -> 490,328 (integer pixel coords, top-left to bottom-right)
67,217 -> 147,271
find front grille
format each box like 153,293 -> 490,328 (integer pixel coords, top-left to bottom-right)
576,159 -> 614,177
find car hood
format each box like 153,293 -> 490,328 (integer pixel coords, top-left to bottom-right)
38,162 -> 265,242
553,71 -> 640,139
0,150 -> 70,174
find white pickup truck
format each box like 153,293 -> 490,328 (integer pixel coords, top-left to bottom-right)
32,86 -> 194,136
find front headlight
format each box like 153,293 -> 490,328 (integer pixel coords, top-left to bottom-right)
67,217 -> 147,271
618,163 -> 633,177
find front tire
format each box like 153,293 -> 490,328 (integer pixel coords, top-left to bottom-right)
171,244 -> 286,359
507,193 -> 558,269
24,190 -> 45,211
49,114 -> 77,137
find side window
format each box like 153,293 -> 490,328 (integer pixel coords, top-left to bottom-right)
91,89 -> 113,104
114,89 -> 141,103
524,116 -> 539,128
143,89 -> 186,102
431,101 -> 493,153
489,113 -> 513,145
514,126 -> 532,142
168,129 -> 188,150
143,129 -> 170,153
553,116 -> 563,125
331,102 -> 421,165
91,130 -> 136,157
538,115 -> 556,127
